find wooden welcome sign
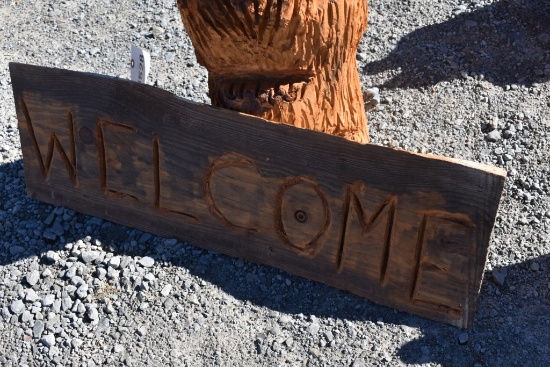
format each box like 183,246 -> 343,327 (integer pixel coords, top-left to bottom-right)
10,63 -> 505,328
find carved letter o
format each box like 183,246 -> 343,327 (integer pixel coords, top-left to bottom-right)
274,177 -> 331,257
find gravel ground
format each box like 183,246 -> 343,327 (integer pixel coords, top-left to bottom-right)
1,0 -> 549,366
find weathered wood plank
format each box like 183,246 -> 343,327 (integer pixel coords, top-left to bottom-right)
9,63 -> 506,328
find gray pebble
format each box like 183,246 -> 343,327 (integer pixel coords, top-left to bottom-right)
164,298 -> 175,310
352,358 -> 367,367
86,306 -> 99,321
51,222 -> 64,236
33,319 -> 45,338
119,256 -> 131,269
42,230 -> 57,241
364,87 -> 381,111
160,284 -> 172,297
61,297 -> 73,311
66,267 -> 77,279
458,332 -> 469,345
10,299 -> 25,315
152,26 -> 165,38
309,347 -> 322,358
87,217 -> 104,226
76,284 -> 89,299
307,322 -> 320,335
107,267 -> 119,279
164,238 -> 178,246
453,4 -> 468,14
104,303 -> 116,314
109,256 -> 121,269
278,315 -> 292,324
52,299 -> 61,313
71,338 -> 83,349
43,213 -> 56,225
189,294 -> 200,305
503,129 -> 515,139
42,268 -> 53,278
235,258 -> 245,268
486,130 -> 502,142
269,325 -> 281,336
136,326 -> 148,336
44,251 -> 60,263
21,310 -> 33,322
138,256 -> 155,268
530,262 -> 540,271
32,307 -> 43,316
25,270 -> 40,286
113,344 -> 124,353
492,268 -> 507,286
138,233 -> 153,244
25,289 -> 38,302
42,294 -> 55,307
80,251 -> 100,264
96,317 -> 110,333
49,345 -> 60,359
40,334 -> 55,348
65,285 -> 77,298
96,268 -> 107,280
72,299 -> 85,314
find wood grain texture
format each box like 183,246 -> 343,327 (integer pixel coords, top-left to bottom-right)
9,63 -> 506,328
177,0 -> 370,143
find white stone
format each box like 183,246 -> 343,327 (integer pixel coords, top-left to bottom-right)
25,289 -> 39,302
40,334 -> 55,348
42,294 -> 55,306
138,256 -> 155,268
161,284 -> 172,297
109,256 -> 121,269
26,270 -> 40,286
10,299 -> 25,315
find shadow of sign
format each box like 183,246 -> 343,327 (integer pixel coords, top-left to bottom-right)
365,0 -> 550,89
397,254 -> 550,367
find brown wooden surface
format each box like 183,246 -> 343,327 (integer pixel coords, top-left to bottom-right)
177,0 -> 370,143
9,63 -> 506,328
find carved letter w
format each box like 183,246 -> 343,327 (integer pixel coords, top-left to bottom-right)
21,97 -> 77,186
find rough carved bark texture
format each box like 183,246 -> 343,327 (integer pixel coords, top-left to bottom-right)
177,0 -> 370,143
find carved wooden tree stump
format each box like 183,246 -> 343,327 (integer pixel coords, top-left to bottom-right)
177,0 -> 370,143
